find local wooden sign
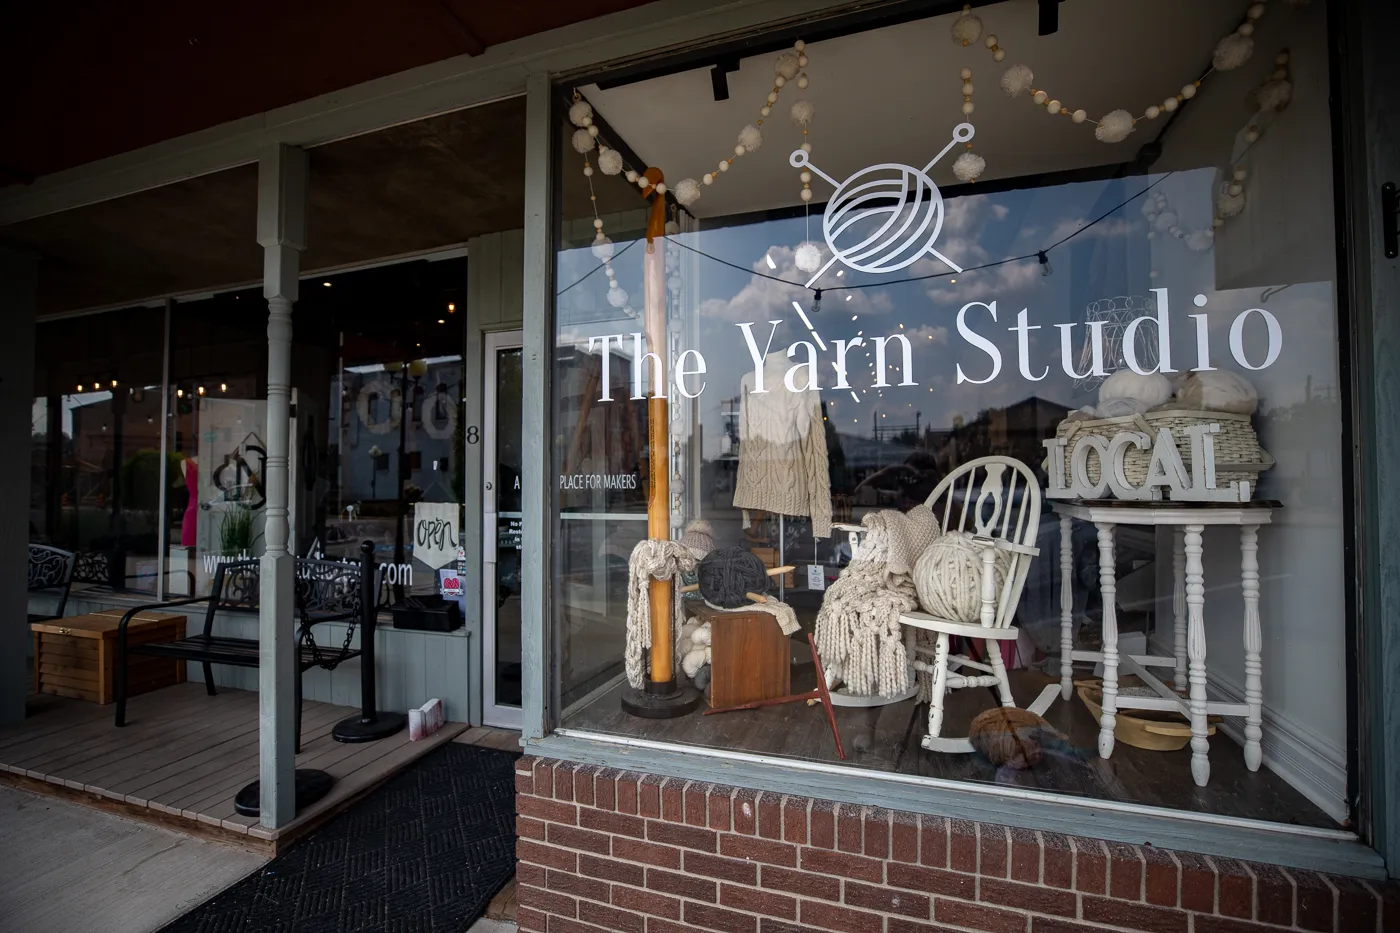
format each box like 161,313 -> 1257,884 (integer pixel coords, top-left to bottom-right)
1043,423 -> 1249,502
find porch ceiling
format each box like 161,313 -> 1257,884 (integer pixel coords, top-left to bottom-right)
0,97 -> 560,315
0,0 -> 655,187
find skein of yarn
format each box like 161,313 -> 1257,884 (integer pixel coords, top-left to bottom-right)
969,707 -> 1064,769
698,547 -> 770,609
913,532 -> 1011,624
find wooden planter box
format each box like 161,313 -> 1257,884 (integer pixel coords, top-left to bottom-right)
31,610 -> 187,705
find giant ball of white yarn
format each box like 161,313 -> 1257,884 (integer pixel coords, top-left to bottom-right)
913,532 -> 1011,625
1099,368 -> 1173,411
1176,371 -> 1259,415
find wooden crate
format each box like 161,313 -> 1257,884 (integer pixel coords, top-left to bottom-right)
690,602 -> 791,709
31,611 -> 187,705
749,547 -> 795,588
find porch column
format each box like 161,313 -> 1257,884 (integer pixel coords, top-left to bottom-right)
256,144 -> 308,827
0,248 -> 38,726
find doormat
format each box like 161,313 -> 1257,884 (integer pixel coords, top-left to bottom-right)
159,742 -> 518,933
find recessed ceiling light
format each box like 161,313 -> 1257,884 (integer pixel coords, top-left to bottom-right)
448,303 -> 456,312
438,319 -> 446,324
322,281 -> 332,287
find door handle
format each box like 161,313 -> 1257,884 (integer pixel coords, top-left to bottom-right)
483,512 -> 497,564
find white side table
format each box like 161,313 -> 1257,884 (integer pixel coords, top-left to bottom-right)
1052,499 -> 1275,787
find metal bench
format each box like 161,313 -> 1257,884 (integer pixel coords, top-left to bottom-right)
27,544 -> 76,624
113,542 -> 377,751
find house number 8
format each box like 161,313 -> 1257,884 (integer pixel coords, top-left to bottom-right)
466,426 -> 479,444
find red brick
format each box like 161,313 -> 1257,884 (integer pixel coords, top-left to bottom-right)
1106,841 -> 1144,900
759,921 -> 806,933
892,811 -> 919,864
709,786 -> 734,832
844,879 -> 930,918
517,816 -> 547,841
518,905 -> 547,932
1287,869 -> 1334,932
1041,834 -> 1072,890
1252,862 -> 1293,927
517,771 -> 536,795
579,853 -> 644,887
979,825 -> 1009,879
659,777 -> 683,822
863,808 -> 891,860
573,766 -> 597,807
758,793 -> 783,840
810,800 -> 836,848
646,920 -> 693,933
554,764 -> 577,802
518,795 -> 579,825
761,864 -> 841,902
1191,919 -> 1307,933
612,836 -> 682,869
684,901 -> 759,933
889,921 -> 964,933
1071,837 -> 1107,894
1175,851 -> 1215,913
617,774 -> 640,815
549,918 -> 613,933
648,819 -> 717,852
837,804 -> 864,854
517,862 -> 547,887
1081,895 -> 1188,933
1009,828 -> 1039,884
613,885 -> 682,921
1331,875 -> 1380,932
647,867 -> 718,902
639,775 -> 664,819
733,789 -> 758,835
518,839 -> 578,873
722,882 -> 797,919
579,807 -> 645,839
1028,920 -> 1103,933
685,782 -> 709,827
920,816 -> 949,868
1215,858 -> 1253,920
685,850 -> 759,885
579,899 -> 644,933
1143,849 -> 1179,907
979,877 -> 1075,917
782,797 -> 808,845
949,820 -> 978,872
800,847 -> 884,883
533,760 -> 554,798
799,899 -> 884,933
720,832 -> 799,867
546,823 -> 611,855
547,869 -> 609,903
934,898 -> 1028,933
517,884 -> 575,918
593,769 -> 618,812
888,862 -> 976,899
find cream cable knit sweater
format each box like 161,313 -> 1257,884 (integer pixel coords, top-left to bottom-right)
732,352 -> 833,537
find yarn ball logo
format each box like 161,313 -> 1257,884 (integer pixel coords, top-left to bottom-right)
791,122 -> 974,288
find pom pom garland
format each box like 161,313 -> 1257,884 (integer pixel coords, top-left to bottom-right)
1095,109 -> 1136,143
568,100 -> 593,127
950,5 -> 983,46
673,177 -> 702,207
1185,229 -> 1215,251
1217,181 -> 1246,217
794,242 -> 823,274
1213,33 -> 1254,70
597,147 -> 623,175
774,52 -> 800,80
790,99 -> 815,128
953,151 -> 986,183
1254,78 -> 1293,112
738,123 -> 763,153
606,286 -> 629,308
1000,64 -> 1034,97
591,235 -> 615,262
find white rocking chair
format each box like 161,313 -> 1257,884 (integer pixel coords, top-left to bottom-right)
901,456 -> 1057,753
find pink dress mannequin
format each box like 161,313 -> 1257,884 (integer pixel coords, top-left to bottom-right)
181,458 -> 198,547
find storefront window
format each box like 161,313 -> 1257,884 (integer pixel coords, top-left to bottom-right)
552,0 -> 1349,830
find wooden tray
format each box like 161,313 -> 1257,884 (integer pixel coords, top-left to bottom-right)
1075,678 -> 1219,752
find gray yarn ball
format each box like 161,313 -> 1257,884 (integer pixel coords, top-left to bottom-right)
698,547 -> 769,609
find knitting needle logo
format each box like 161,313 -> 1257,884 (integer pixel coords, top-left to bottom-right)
791,122 -> 974,288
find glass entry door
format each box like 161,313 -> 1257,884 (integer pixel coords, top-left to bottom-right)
482,331 -> 523,728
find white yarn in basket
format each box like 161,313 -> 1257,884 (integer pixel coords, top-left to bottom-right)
1099,369 -> 1172,410
913,532 -> 1011,625
1176,371 -> 1258,415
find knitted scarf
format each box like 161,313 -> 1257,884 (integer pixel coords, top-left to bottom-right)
624,539 -> 697,689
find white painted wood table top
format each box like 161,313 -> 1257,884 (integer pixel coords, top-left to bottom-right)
1051,499 -> 1276,787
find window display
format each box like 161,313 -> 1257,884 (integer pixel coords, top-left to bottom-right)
552,0 -> 1350,830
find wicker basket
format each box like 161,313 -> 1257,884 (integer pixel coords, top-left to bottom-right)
1053,409 -> 1274,496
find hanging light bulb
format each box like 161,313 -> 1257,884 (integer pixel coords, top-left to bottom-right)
177,388 -> 184,398
197,385 -> 205,396
77,384 -> 84,392
220,383 -> 228,393
1038,250 -> 1053,276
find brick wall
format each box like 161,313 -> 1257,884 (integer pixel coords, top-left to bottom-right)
514,756 -> 1396,933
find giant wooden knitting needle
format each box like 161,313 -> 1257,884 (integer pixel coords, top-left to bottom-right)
621,167 -> 702,719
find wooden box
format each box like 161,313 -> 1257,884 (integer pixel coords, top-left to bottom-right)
31,610 -> 187,705
749,547 -> 795,588
690,603 -> 791,709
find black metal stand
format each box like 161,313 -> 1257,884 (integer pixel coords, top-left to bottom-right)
334,540 -> 408,743
234,769 -> 335,817
621,676 -> 702,719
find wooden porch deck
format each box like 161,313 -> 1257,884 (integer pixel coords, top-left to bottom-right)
0,683 -> 465,853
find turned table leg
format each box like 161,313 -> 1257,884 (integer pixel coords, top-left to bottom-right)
1173,527 -> 1187,693
1096,522 -> 1118,760
1241,523 -> 1263,772
1184,524 -> 1211,787
1060,515 -> 1074,701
